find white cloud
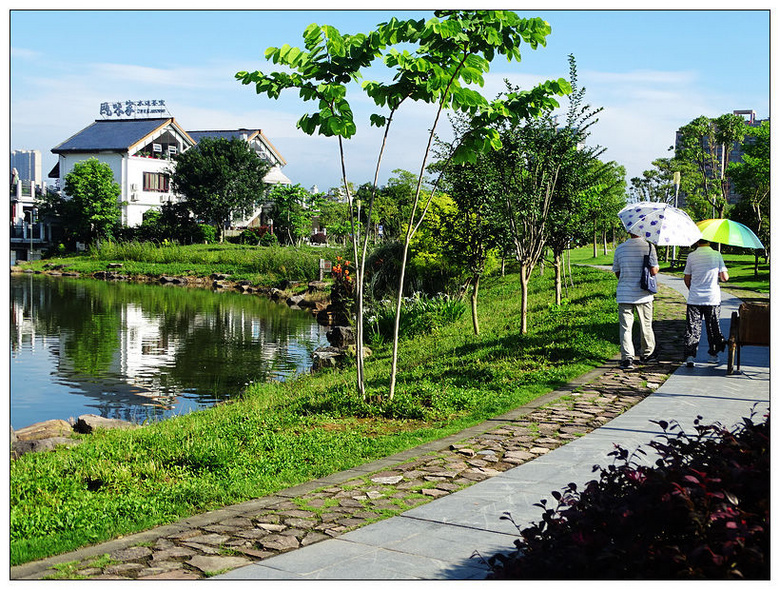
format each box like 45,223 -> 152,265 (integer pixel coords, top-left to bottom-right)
10,47 -> 41,60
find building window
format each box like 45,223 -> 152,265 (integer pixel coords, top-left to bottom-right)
143,172 -> 169,192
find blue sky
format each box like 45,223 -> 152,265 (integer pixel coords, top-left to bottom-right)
8,7 -> 771,193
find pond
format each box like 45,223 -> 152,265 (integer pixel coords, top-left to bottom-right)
9,273 -> 330,430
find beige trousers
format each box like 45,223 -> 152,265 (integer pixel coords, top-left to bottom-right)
618,301 -> 655,361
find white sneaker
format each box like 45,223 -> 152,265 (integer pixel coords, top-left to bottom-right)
708,354 -> 719,364
686,356 -> 695,367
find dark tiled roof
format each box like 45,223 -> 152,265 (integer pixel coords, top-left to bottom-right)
52,118 -> 172,153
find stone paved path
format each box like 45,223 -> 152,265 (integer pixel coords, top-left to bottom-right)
11,289 -> 689,580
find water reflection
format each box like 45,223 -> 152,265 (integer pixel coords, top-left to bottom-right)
10,274 -> 329,429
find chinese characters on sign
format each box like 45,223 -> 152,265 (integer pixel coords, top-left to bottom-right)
100,100 -> 169,118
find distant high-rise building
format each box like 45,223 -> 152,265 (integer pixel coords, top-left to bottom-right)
11,149 -> 43,186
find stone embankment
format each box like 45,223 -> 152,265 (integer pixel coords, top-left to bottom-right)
11,264 -> 333,320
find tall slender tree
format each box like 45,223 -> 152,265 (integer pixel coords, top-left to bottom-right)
237,11 -> 570,400
727,119 -> 770,272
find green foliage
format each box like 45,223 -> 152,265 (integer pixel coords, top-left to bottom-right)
268,184 -> 321,245
237,10 -> 573,399
198,224 -> 217,244
674,113 -> 749,219
259,231 -> 279,247
316,199 -> 351,244
42,158 -> 122,245
629,157 -> 680,204
486,414 -> 769,579
171,137 -> 271,239
726,120 -> 770,251
366,293 -> 467,345
130,201 -> 210,244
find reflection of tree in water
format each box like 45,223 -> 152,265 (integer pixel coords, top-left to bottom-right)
11,275 -> 328,424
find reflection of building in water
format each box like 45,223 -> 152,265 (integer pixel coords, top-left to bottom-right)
119,303 -> 180,408
10,277 -> 54,354
12,275 -> 330,427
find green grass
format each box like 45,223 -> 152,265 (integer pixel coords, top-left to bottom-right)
20,241 -> 343,285
10,264 -> 624,566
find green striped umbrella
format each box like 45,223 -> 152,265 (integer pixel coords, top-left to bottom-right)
696,218 -> 764,249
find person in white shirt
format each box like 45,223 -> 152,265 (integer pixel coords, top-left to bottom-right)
612,234 -> 659,370
683,239 -> 729,367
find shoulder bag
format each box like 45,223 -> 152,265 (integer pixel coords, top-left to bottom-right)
640,243 -> 658,294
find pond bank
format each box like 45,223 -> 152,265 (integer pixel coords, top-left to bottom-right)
10,264 -> 334,320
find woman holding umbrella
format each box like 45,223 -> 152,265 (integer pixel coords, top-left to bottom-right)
682,218 -> 763,368
683,239 -> 729,367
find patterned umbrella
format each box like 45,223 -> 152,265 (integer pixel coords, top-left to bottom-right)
696,218 -> 764,249
618,202 -> 702,246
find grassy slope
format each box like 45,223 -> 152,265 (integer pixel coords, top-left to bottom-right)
11,263 -> 621,565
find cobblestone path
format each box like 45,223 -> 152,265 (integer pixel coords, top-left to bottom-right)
12,290 -> 688,580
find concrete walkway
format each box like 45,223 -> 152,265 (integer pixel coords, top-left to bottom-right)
216,273 -> 770,580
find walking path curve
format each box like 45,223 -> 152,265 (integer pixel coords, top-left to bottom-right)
11,271 -> 769,580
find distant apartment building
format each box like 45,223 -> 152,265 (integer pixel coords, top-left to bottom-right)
11,149 -> 43,185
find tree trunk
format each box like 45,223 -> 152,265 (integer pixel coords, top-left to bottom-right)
602,230 -> 608,256
592,230 -> 598,258
553,250 -> 562,306
520,264 -> 530,334
389,239 -> 411,401
470,274 -> 480,335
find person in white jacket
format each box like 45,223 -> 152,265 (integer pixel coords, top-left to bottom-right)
683,239 -> 729,367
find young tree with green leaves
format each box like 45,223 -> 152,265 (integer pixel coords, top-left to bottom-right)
585,161 -> 627,258
432,112 -> 508,335
316,198 -> 352,245
496,110 -> 577,334
39,157 -> 121,245
543,55 -> 615,305
170,137 -> 271,241
674,113 -> 748,220
267,184 -> 321,246
237,10 -> 570,400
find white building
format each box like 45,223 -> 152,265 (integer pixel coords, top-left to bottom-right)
49,121 -> 293,229
50,117 -> 196,226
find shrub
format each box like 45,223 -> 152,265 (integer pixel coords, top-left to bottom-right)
482,412 -> 770,580
236,226 -> 271,245
197,224 -> 217,244
259,231 -> 279,247
366,293 -> 467,345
